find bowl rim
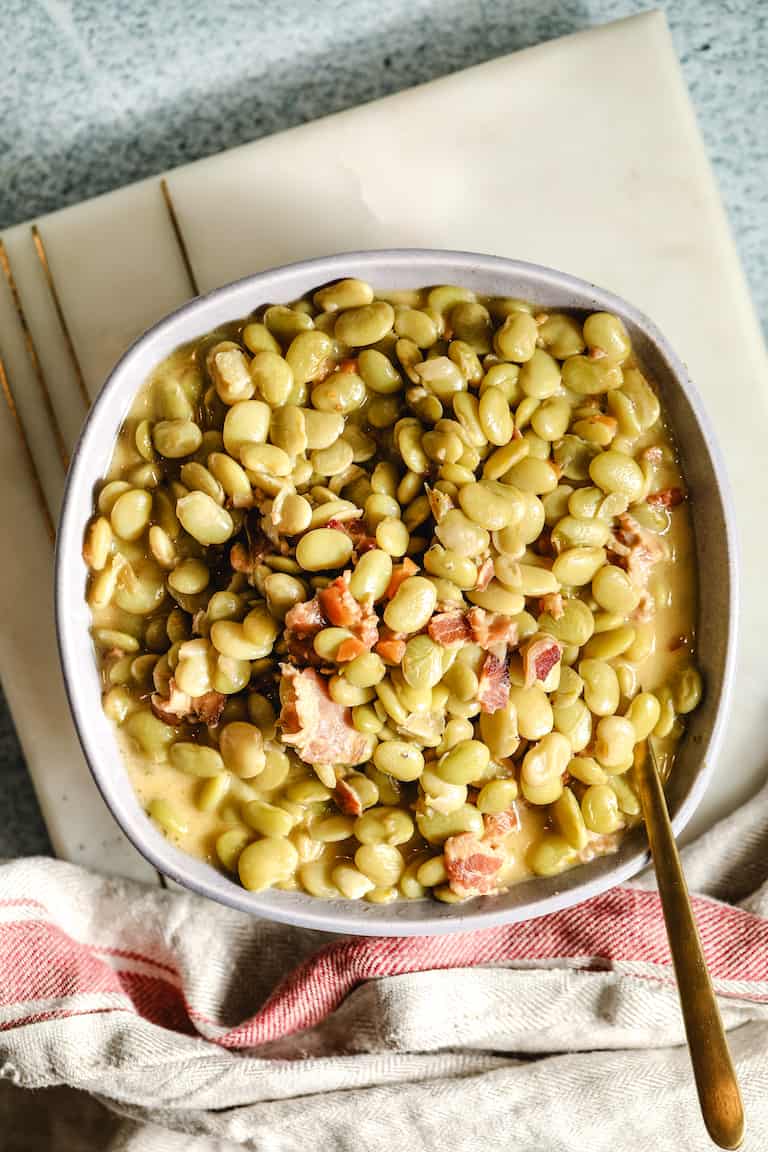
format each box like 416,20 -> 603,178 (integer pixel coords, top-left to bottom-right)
55,248 -> 739,935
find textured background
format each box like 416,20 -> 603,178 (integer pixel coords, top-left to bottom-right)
1,0 -> 766,856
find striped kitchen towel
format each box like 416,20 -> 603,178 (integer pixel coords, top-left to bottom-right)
1,781 -> 768,1151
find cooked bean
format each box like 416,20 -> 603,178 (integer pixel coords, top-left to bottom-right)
477,778 -> 518,814
335,301 -> 395,347
552,547 -> 606,587
579,659 -> 620,716
348,548 -> 393,602
176,492 -> 233,545
458,480 -> 524,530
519,349 -> 561,399
562,356 -> 623,396
582,625 -> 636,661
527,835 -> 578,876
581,784 -> 623,834
296,528 -> 354,571
123,709 -> 177,761
345,651 -> 386,688
413,356 -> 465,400
583,312 -> 631,364
433,739 -> 488,785
494,312 -> 538,362
416,803 -> 484,845
552,691 -> 594,755
594,715 -> 636,769
355,843 -> 404,887
672,665 -> 703,714
538,313 -> 585,359
383,576 -> 437,633
314,278 -> 374,312
110,489 -> 152,541
589,450 -> 645,502
239,837 -> 298,891
354,806 -> 414,845
478,386 -> 514,445
531,396 -> 571,440
374,740 -> 424,781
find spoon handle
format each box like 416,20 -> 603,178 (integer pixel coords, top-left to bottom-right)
634,744 -> 744,1149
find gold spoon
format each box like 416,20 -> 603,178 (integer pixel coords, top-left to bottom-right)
634,741 -> 745,1149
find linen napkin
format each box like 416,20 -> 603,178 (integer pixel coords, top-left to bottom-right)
1,783 -> 768,1151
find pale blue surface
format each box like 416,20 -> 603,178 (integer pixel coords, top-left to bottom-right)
0,0 -> 765,856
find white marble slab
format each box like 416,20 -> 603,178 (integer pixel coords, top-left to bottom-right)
0,10 -> 765,879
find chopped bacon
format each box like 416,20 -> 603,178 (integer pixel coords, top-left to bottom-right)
338,358 -> 359,374
539,592 -> 565,620
385,556 -> 419,600
646,486 -> 685,509
375,634 -> 407,664
286,632 -> 326,668
521,634 -> 562,688
337,636 -> 367,662
318,573 -> 363,628
317,573 -> 379,654
150,679 -> 226,727
194,691 -> 228,725
611,513 -> 665,588
279,665 -> 369,766
428,609 -> 471,647
477,652 -> 510,714
467,607 -> 519,651
284,597 -> 327,637
483,807 -> 520,842
474,557 -> 494,591
333,777 -> 363,817
444,832 -> 505,898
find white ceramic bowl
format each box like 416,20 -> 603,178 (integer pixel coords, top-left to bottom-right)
56,250 -> 737,935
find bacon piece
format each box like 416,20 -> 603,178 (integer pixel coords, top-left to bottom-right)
611,513 -> 665,588
483,807 -> 520,842
318,573 -> 379,653
338,358 -> 359,374
428,609 -> 471,647
539,592 -> 564,620
477,652 -> 510,714
385,556 -> 419,600
337,636 -> 367,662
375,636 -> 407,664
194,691 -> 227,725
474,557 -> 494,591
284,598 -> 327,637
333,777 -> 363,817
150,679 -> 226,727
318,573 -> 362,628
229,514 -> 277,581
521,634 -> 562,688
646,486 -> 685,509
444,832 -> 505,898
467,607 -> 519,651
279,665 -> 369,766
285,633 -> 326,669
